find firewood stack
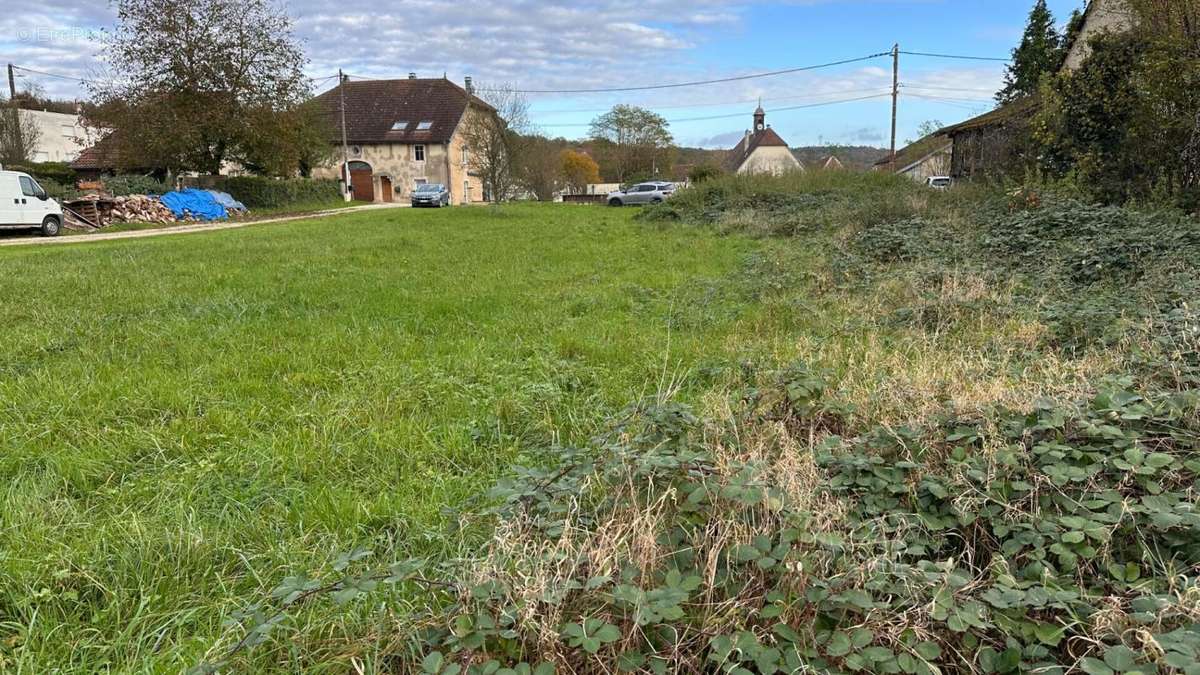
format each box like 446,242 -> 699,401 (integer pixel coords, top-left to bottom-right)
110,195 -> 175,224
63,194 -> 177,229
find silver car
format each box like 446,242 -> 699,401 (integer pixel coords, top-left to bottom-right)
607,181 -> 676,206
411,183 -> 450,207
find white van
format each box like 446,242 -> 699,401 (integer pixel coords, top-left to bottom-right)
0,170 -> 64,236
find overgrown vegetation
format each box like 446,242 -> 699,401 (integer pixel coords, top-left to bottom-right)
172,173 -> 1200,673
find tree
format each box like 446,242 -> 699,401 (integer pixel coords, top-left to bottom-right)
588,105 -> 673,182
0,107 -> 42,165
997,0 -> 1063,104
1034,0 -> 1200,208
87,0 -> 316,175
904,119 -> 945,145
687,163 -> 723,184
518,135 -> 564,201
560,150 -> 600,194
461,85 -> 531,202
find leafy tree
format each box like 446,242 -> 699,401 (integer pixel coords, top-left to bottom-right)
997,0 -> 1064,104
461,85 -> 531,203
87,0 -> 316,175
588,105 -> 673,182
560,150 -> 600,194
1035,0 -> 1200,208
518,135 -> 564,201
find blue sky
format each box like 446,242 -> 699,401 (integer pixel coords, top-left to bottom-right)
3,0 -> 1086,148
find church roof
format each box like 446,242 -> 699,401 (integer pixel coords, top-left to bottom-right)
725,126 -> 791,172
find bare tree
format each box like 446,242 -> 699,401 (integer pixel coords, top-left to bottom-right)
0,107 -> 42,165
461,85 -> 531,202
88,0 -> 317,175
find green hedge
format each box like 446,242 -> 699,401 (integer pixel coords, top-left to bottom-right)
215,176 -> 341,209
6,161 -> 77,185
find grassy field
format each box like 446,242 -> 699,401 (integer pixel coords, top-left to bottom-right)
2,190 -> 1174,673
0,203 -> 780,671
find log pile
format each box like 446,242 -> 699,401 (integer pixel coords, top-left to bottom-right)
110,195 -> 175,224
62,194 -> 177,229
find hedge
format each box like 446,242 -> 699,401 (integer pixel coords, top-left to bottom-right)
6,161 -> 77,185
215,176 -> 341,209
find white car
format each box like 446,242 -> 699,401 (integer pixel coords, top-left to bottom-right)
925,176 -> 953,191
607,181 -> 676,206
0,170 -> 63,236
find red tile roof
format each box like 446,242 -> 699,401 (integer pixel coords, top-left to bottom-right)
312,78 -> 496,145
725,127 -> 791,171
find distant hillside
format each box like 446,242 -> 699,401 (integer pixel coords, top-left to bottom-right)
675,145 -> 890,173
791,146 -> 890,171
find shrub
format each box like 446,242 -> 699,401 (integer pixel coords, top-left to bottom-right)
214,176 -> 341,209
6,161 -> 77,185
104,174 -> 171,197
642,171 -> 932,237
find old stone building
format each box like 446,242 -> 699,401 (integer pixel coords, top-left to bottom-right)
311,76 -> 495,204
724,105 -> 804,175
1062,0 -> 1136,71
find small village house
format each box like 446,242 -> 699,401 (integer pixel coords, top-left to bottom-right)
14,108 -> 91,163
872,132 -> 952,180
724,105 -> 804,175
310,75 -> 495,205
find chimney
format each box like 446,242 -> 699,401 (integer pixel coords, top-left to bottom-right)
408,72 -> 417,79
464,76 -> 474,95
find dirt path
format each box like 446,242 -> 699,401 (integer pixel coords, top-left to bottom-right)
0,202 -> 407,248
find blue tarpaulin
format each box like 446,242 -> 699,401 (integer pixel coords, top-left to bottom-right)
160,189 -> 228,221
205,190 -> 247,213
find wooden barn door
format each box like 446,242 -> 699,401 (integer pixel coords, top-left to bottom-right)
347,161 -> 374,202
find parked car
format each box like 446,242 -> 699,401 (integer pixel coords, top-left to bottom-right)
606,181 -> 676,206
411,183 -> 450,207
925,176 -> 953,191
0,170 -> 63,236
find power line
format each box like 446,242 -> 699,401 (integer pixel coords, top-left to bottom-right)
902,83 -> 998,94
898,50 -> 1010,62
12,65 -> 103,86
477,52 -> 893,95
536,92 -> 892,128
533,87 -> 897,116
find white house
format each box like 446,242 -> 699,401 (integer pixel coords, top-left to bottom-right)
18,109 -> 90,163
724,105 -> 804,175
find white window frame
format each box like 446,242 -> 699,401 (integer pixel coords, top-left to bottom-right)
413,144 -> 426,162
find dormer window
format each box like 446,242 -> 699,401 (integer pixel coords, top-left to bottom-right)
416,121 -> 433,131
391,121 -> 409,131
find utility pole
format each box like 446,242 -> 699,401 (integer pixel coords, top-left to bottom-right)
890,44 -> 900,170
7,63 -> 23,165
338,69 -> 351,202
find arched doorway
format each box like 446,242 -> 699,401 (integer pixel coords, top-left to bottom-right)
379,175 -> 394,202
346,161 -> 374,202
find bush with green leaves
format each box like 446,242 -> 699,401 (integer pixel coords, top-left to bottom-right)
214,176 -> 341,209
196,337 -> 1200,673
103,174 -> 171,197
641,171 -> 932,237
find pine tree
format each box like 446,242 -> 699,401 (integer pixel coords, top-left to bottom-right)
997,0 -> 1064,104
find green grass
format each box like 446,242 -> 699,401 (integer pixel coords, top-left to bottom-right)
0,203 -> 778,671
0,190 -> 1130,672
